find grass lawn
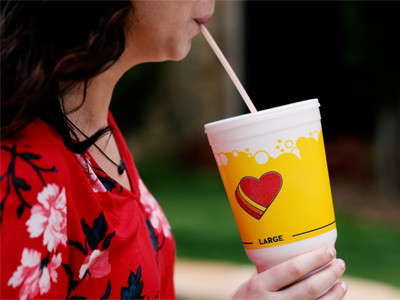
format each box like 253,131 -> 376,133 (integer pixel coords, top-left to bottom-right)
136,159 -> 400,288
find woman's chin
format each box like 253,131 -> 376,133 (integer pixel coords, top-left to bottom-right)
135,41 -> 193,64
168,43 -> 192,62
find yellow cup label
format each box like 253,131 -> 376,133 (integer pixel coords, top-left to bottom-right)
216,130 -> 336,250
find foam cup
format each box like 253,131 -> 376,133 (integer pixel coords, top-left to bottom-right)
205,99 -> 337,275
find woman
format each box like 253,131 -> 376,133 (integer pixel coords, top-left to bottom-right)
1,1 -> 347,299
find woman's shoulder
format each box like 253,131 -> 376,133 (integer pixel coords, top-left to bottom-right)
2,118 -> 67,152
1,119 -> 82,214
1,119 -> 76,171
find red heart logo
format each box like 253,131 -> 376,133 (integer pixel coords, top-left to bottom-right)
235,172 -> 283,220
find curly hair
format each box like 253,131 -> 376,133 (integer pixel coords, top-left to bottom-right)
1,1 -> 133,152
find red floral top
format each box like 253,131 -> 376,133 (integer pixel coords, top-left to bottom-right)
1,113 -> 176,300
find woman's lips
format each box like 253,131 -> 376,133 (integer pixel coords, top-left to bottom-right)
194,15 -> 212,24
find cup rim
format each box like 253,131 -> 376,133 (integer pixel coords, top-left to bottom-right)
205,98 -> 320,133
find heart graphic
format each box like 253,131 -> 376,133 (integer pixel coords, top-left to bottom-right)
235,171 -> 283,220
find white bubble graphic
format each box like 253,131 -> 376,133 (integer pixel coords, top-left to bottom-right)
220,153 -> 228,165
291,148 -> 301,159
312,131 -> 319,141
255,151 -> 269,165
285,140 -> 293,148
233,150 -> 239,157
214,155 -> 222,166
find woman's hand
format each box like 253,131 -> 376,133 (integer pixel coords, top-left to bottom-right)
228,247 -> 347,299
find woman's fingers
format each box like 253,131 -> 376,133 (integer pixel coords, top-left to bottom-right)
229,247 -> 347,300
280,258 -> 346,299
318,280 -> 348,300
263,246 -> 337,292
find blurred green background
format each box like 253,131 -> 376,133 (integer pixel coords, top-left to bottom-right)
111,2 -> 400,288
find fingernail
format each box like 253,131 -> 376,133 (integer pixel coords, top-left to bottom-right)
338,259 -> 346,269
341,281 -> 348,293
326,247 -> 335,258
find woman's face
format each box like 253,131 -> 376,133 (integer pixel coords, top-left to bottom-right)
124,0 -> 215,64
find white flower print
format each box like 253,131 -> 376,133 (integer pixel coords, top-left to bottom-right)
8,248 -> 62,300
26,183 -> 67,252
139,179 -> 171,238
79,249 -> 111,280
74,153 -> 107,193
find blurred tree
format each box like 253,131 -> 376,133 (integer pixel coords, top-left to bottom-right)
341,2 -> 400,198
110,62 -> 164,134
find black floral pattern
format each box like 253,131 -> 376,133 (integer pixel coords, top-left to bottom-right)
66,211 -> 115,298
121,266 -> 145,300
101,280 -> 112,300
146,218 -> 165,255
81,211 -> 115,252
68,211 -> 116,256
0,144 -> 57,222
93,166 -> 123,193
68,279 -> 111,300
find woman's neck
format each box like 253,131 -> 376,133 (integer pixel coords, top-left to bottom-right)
63,62 -> 133,192
63,33 -> 146,133
64,63 -> 125,136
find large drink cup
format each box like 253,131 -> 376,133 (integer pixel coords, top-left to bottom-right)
205,99 -> 337,274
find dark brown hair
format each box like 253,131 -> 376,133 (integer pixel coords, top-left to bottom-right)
1,1 -> 133,152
